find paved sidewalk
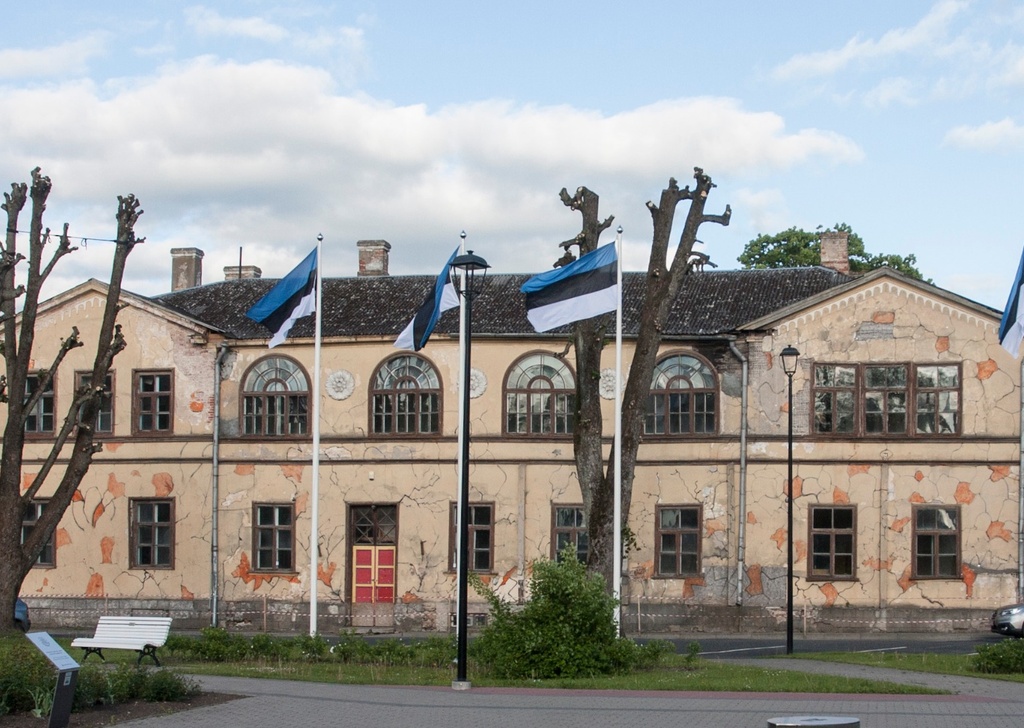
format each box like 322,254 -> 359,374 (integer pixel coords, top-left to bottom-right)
124,660 -> 1024,728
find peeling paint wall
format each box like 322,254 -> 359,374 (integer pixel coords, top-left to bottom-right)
16,275 -> 1023,633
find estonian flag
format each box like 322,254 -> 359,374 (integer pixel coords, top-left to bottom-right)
394,247 -> 460,351
521,242 -> 618,332
245,247 -> 318,348
999,247 -> 1024,357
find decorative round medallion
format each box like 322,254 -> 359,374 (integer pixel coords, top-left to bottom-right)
469,368 -> 487,399
599,368 -> 623,399
325,369 -> 355,400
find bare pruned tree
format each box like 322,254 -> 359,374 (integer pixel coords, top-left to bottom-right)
558,169 -> 731,587
0,168 -> 140,631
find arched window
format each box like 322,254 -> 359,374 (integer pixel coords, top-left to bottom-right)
644,353 -> 717,436
242,357 -> 309,436
505,353 -> 575,436
371,355 -> 441,435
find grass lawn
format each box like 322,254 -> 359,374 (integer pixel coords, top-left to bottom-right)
792,650 -> 1024,684
168,651 -> 946,694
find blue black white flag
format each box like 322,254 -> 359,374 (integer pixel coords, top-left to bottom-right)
394,247 -> 460,351
245,247 -> 318,348
999,247 -> 1024,357
520,242 -> 619,332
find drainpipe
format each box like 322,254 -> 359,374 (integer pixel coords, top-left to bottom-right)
728,338 -> 749,607
211,342 -> 229,626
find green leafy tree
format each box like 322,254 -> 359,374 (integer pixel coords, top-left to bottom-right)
738,223 -> 926,280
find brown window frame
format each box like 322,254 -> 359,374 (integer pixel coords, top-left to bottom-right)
241,356 -> 310,437
129,498 -> 175,569
448,502 -> 494,573
22,500 -> 55,568
643,353 -> 718,437
811,362 -> 961,437
132,370 -> 174,435
76,370 -> 115,435
503,352 -> 575,437
253,503 -> 296,573
24,373 -> 55,436
807,505 -> 856,581
551,505 -> 588,562
912,505 -> 961,579
370,354 -> 442,436
655,505 -> 702,577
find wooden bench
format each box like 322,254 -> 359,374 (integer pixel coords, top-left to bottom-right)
71,616 -> 173,666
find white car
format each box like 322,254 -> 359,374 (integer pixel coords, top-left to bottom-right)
991,603 -> 1024,637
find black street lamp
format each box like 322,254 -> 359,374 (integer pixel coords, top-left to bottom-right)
449,249 -> 489,688
780,345 -> 800,656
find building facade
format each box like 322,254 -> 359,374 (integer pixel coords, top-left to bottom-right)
17,236 -> 1022,635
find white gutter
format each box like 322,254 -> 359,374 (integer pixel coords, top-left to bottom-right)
211,342 -> 229,626
728,338 -> 749,606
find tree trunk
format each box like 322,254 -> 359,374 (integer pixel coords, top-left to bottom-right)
0,169 -> 140,632
559,170 -> 731,594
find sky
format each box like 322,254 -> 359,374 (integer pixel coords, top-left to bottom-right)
1,1 -> 1023,309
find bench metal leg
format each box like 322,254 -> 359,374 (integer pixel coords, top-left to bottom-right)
137,645 -> 161,666
80,647 -> 105,663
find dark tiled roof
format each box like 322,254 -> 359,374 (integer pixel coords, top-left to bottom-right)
151,267 -> 853,342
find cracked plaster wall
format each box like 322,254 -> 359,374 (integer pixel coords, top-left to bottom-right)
16,275 -> 1024,630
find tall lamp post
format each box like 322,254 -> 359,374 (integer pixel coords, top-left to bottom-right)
450,250 -> 489,689
780,345 -> 800,655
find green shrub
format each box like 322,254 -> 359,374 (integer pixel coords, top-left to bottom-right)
183,627 -> 249,662
141,670 -> 200,702
248,633 -> 289,661
411,635 -> 456,668
296,633 -> 329,662
0,640 -> 54,713
71,664 -> 112,711
331,631 -> 374,663
470,552 -> 670,679
973,638 -> 1024,673
107,663 -> 149,703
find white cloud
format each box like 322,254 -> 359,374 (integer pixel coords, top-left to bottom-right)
772,0 -> 969,80
184,6 -> 289,42
0,33 -> 109,79
862,77 -> 916,108
0,57 -> 862,297
943,117 -> 1024,150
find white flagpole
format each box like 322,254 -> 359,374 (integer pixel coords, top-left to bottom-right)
310,233 -> 324,636
455,231 -> 467,625
613,227 -> 623,632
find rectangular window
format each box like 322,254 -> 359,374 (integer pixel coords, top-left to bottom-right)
130,499 -> 174,568
812,363 -> 960,437
24,374 -> 55,434
134,371 -> 173,434
552,505 -> 588,563
655,505 -> 701,577
915,365 -> 960,435
808,506 -> 856,579
254,504 -> 294,571
76,371 -> 114,434
449,503 -> 494,573
813,364 -> 856,433
864,365 -> 907,434
913,505 -> 960,578
22,501 -> 55,567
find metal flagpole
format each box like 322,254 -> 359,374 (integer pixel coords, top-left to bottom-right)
613,227 -> 623,632
456,231 -> 468,637
310,233 -> 324,636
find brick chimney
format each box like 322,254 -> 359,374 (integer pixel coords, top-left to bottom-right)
820,231 -> 850,274
170,248 -> 204,291
357,240 -> 391,276
223,265 -> 263,281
